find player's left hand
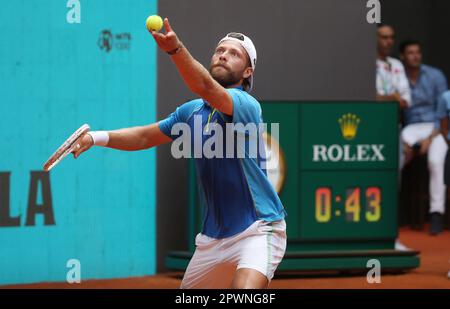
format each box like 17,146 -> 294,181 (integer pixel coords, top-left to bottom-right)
150,18 -> 181,53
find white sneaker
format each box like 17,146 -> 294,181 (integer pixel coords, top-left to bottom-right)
395,239 -> 412,251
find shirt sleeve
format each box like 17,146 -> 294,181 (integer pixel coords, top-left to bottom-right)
230,88 -> 262,125
375,61 -> 386,96
433,70 -> 448,128
158,100 -> 198,140
229,88 -> 267,165
396,62 -> 412,107
436,91 -> 450,121
435,69 -> 448,97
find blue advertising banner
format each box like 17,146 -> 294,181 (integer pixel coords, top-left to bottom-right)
0,0 -> 158,285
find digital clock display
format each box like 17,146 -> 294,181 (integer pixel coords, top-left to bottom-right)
315,186 -> 381,223
299,171 -> 397,240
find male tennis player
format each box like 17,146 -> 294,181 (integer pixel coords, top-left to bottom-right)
73,18 -> 287,289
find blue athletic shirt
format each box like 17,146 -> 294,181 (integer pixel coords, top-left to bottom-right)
159,87 -> 286,239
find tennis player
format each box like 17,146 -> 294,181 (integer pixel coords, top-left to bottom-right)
73,18 -> 287,289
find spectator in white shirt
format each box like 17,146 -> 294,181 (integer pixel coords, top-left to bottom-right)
376,24 -> 412,251
376,24 -> 411,109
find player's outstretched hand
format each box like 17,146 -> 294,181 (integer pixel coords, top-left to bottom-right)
72,133 -> 94,159
150,18 -> 181,53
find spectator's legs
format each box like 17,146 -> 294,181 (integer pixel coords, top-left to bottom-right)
428,134 -> 448,214
400,123 -> 432,169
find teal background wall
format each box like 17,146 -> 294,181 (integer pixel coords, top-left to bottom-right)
0,0 -> 158,284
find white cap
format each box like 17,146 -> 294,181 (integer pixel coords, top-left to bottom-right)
218,33 -> 257,91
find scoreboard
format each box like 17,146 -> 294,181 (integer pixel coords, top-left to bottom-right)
260,101 -> 419,271
166,101 -> 420,273
264,102 -> 398,243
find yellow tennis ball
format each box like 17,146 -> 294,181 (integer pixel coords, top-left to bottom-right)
146,15 -> 163,32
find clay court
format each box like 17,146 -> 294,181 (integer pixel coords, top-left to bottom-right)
3,227 -> 449,289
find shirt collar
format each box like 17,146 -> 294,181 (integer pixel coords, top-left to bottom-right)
419,65 -> 427,75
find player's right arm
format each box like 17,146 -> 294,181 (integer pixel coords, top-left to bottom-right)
150,18 -> 234,116
72,122 -> 171,158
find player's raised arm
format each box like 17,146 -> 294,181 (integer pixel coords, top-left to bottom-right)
149,18 -> 234,115
72,122 -> 171,158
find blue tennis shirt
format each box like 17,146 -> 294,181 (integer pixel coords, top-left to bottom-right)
159,87 -> 286,239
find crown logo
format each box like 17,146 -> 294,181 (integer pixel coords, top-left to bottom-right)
338,113 -> 360,140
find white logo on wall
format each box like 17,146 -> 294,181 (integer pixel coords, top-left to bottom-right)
366,259 -> 381,283
66,259 -> 81,284
366,0 -> 381,24
66,0 -> 81,24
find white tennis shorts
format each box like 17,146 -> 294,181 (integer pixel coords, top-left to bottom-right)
180,219 -> 287,289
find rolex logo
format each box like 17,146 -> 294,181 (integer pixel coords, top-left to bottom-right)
338,114 -> 360,140
312,114 -> 384,163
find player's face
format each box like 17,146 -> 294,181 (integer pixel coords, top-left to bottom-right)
209,41 -> 252,88
401,44 -> 422,69
377,26 -> 395,57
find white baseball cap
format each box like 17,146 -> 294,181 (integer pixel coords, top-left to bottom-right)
218,32 -> 257,91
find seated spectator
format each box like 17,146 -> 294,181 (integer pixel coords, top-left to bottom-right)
376,24 -> 411,109
376,25 -> 412,250
400,40 -> 448,235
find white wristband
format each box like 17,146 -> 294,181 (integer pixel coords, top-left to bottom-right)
87,131 -> 109,147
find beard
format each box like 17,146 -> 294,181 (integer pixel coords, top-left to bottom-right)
209,64 -> 243,88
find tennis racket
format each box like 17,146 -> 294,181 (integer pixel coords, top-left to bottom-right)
43,124 -> 90,172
